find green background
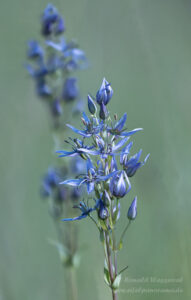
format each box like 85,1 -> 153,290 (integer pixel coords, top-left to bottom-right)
0,0 -> 190,299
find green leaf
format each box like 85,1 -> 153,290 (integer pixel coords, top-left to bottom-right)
112,274 -> 122,290
104,267 -> 111,286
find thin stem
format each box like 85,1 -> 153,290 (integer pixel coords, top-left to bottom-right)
104,232 -> 118,300
105,232 -> 114,282
65,267 -> 78,300
119,220 -> 131,244
112,229 -> 118,277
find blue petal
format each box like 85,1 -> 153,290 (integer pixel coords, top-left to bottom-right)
56,150 -> 77,157
62,214 -> 87,221
87,181 -> 95,194
114,113 -> 127,131
120,142 -> 133,164
60,178 -> 85,186
120,128 -> 143,137
144,153 -> 150,164
112,137 -> 129,152
46,40 -> 63,51
66,124 -> 88,137
86,158 -> 95,173
82,112 -> 90,124
77,148 -> 99,155
100,171 -> 118,181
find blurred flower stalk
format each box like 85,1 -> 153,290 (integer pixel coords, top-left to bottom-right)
58,78 -> 150,300
26,4 -> 88,300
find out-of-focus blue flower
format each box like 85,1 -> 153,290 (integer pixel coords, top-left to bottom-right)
60,158 -> 117,194
66,112 -> 104,138
127,196 -> 137,220
71,156 -> 86,174
41,4 -> 65,36
40,167 -> 59,197
27,40 -> 44,59
62,77 -> 79,101
26,63 -> 48,79
35,79 -> 52,98
51,99 -> 62,116
121,149 -> 150,177
46,55 -> 62,73
108,113 -> 143,137
110,171 -> 131,198
96,78 -> 113,106
62,201 -> 94,221
70,187 -> 81,201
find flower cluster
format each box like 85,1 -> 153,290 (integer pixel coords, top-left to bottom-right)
41,156 -> 86,219
58,78 -> 149,221
26,5 -> 88,270
26,4 -> 87,127
57,78 -> 149,294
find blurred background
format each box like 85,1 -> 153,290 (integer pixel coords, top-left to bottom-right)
0,0 -> 191,299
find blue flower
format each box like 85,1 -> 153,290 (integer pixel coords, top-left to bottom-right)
62,77 -> 79,101
62,201 -> 95,221
27,40 -> 44,59
51,99 -> 62,117
127,196 -> 137,220
121,149 -> 150,177
46,39 -> 86,70
110,170 -> 131,198
35,79 -> 52,98
41,4 -> 65,36
60,158 -> 117,194
66,112 -> 104,138
79,136 -> 130,158
56,138 -> 94,158
108,113 -> 143,137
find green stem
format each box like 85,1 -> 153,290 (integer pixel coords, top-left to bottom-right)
105,232 -> 118,300
65,267 -> 78,300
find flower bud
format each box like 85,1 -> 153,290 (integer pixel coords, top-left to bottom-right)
87,95 -> 96,114
96,78 -> 113,105
102,190 -> 111,207
98,206 -> 109,220
99,102 -> 108,120
113,172 -> 126,198
104,79 -> 113,105
127,197 -> 137,220
110,171 -> 131,198
96,78 -> 107,105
